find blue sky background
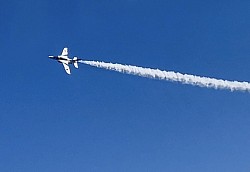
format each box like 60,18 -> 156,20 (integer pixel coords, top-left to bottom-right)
1,0 -> 250,171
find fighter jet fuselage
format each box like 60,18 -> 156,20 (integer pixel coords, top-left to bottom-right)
49,55 -> 72,64
49,48 -> 80,74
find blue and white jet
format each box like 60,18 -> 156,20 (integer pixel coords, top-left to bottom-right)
49,48 -> 80,74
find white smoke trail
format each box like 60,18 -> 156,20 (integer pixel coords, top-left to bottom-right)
80,60 -> 250,92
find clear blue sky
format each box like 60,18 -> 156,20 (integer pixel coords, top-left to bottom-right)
1,0 -> 250,171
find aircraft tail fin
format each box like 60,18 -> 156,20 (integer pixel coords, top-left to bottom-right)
73,57 -> 78,68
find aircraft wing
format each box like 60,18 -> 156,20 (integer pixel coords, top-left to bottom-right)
62,63 -> 71,74
61,48 -> 68,56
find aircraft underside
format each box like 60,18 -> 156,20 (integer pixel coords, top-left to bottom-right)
49,48 -> 80,74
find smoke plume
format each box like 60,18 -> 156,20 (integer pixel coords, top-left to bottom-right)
80,60 -> 250,92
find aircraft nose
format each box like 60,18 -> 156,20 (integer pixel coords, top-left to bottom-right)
48,55 -> 53,58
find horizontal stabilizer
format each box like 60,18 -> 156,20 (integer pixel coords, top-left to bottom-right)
73,57 -> 78,68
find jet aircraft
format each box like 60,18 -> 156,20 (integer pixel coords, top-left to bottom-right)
49,48 -> 80,74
